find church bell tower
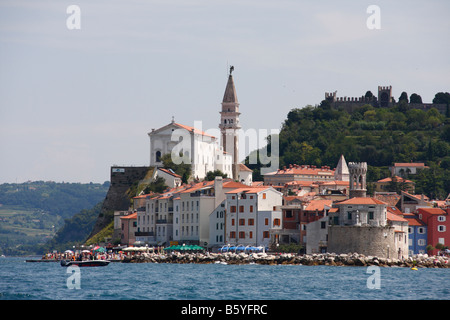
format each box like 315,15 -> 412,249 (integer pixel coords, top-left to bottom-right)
219,66 -> 240,180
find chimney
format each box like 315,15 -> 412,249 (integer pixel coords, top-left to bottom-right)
214,176 -> 224,207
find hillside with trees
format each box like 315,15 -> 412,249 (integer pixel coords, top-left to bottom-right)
0,181 -> 109,255
245,91 -> 450,199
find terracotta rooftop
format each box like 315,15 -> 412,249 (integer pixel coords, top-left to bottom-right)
337,197 -> 387,205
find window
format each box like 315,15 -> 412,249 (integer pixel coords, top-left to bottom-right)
155,151 -> 161,162
418,239 -> 426,246
273,218 -> 281,226
286,210 -> 293,218
230,231 -> 236,238
263,231 -> 270,239
230,206 -> 236,213
239,219 -> 245,226
250,206 -> 254,213
248,219 -> 254,226
438,225 -> 446,232
265,218 -> 269,226
231,219 -> 235,226
438,216 -> 446,222
321,221 -> 326,229
262,193 -> 266,199
347,212 -> 352,220
369,212 -> 374,220
249,231 -> 253,239
418,227 -> 425,234
239,232 -> 245,239
239,206 -> 244,213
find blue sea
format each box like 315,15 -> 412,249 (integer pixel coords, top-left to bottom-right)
1,256 -> 449,301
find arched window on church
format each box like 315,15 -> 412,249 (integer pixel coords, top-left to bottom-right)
155,151 -> 161,162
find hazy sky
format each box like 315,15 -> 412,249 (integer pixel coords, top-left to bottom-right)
0,0 -> 449,184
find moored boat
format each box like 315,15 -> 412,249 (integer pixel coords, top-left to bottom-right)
60,259 -> 110,267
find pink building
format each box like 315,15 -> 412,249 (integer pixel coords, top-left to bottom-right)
120,212 -> 137,246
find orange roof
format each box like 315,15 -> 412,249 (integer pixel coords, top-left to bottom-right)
285,180 -> 318,187
387,211 -> 408,222
387,206 -> 404,215
320,181 -> 349,186
393,163 -> 426,167
174,122 -> 216,138
338,197 -> 387,205
158,168 -> 181,178
120,212 -> 137,220
284,196 -> 304,202
180,181 -> 215,194
417,207 -> 446,215
226,186 -> 272,194
305,199 -> 333,211
267,165 -> 335,176
406,218 -> 425,227
223,181 -> 250,189
377,176 -> 414,183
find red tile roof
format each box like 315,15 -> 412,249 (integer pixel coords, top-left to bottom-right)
120,212 -> 137,220
387,211 -> 408,222
338,197 -> 387,205
377,176 -> 413,183
417,207 -> 446,215
174,123 -> 215,138
305,199 -> 333,211
393,163 -> 426,167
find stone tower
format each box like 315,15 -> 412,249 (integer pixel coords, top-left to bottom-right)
378,86 -> 392,108
348,162 -> 367,198
219,66 -> 240,180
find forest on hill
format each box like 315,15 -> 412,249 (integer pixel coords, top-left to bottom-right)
0,181 -> 109,255
246,91 -> 450,199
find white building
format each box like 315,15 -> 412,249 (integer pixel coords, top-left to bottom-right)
152,167 -> 182,188
147,71 -> 245,181
137,177 -> 248,247
224,186 -> 283,248
148,120 -> 233,180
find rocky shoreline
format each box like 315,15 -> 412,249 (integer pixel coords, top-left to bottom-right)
123,251 -> 450,268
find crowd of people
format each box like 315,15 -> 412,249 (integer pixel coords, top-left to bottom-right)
42,250 -> 127,261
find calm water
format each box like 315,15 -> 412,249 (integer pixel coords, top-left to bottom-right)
0,256 -> 449,300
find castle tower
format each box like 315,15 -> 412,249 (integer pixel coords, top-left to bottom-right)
219,66 -> 240,180
348,162 -> 367,198
378,86 -> 392,108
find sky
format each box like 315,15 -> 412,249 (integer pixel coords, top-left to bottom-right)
0,0 -> 449,184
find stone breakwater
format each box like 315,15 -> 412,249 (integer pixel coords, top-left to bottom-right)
124,252 -> 449,268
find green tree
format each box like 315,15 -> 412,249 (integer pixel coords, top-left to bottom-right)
410,93 -> 422,104
398,91 -> 409,103
161,153 -> 191,182
205,170 -> 228,181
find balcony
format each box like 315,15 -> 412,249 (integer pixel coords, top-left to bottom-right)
135,231 -> 154,236
156,219 -> 173,224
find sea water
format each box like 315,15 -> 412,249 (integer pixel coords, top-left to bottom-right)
0,256 -> 449,300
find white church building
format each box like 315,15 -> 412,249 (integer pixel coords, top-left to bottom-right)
147,68 -> 252,183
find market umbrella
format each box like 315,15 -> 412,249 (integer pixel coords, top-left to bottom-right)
64,250 -> 74,254
93,246 -> 106,253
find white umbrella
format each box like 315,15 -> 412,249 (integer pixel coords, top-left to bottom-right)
64,250 -> 74,254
